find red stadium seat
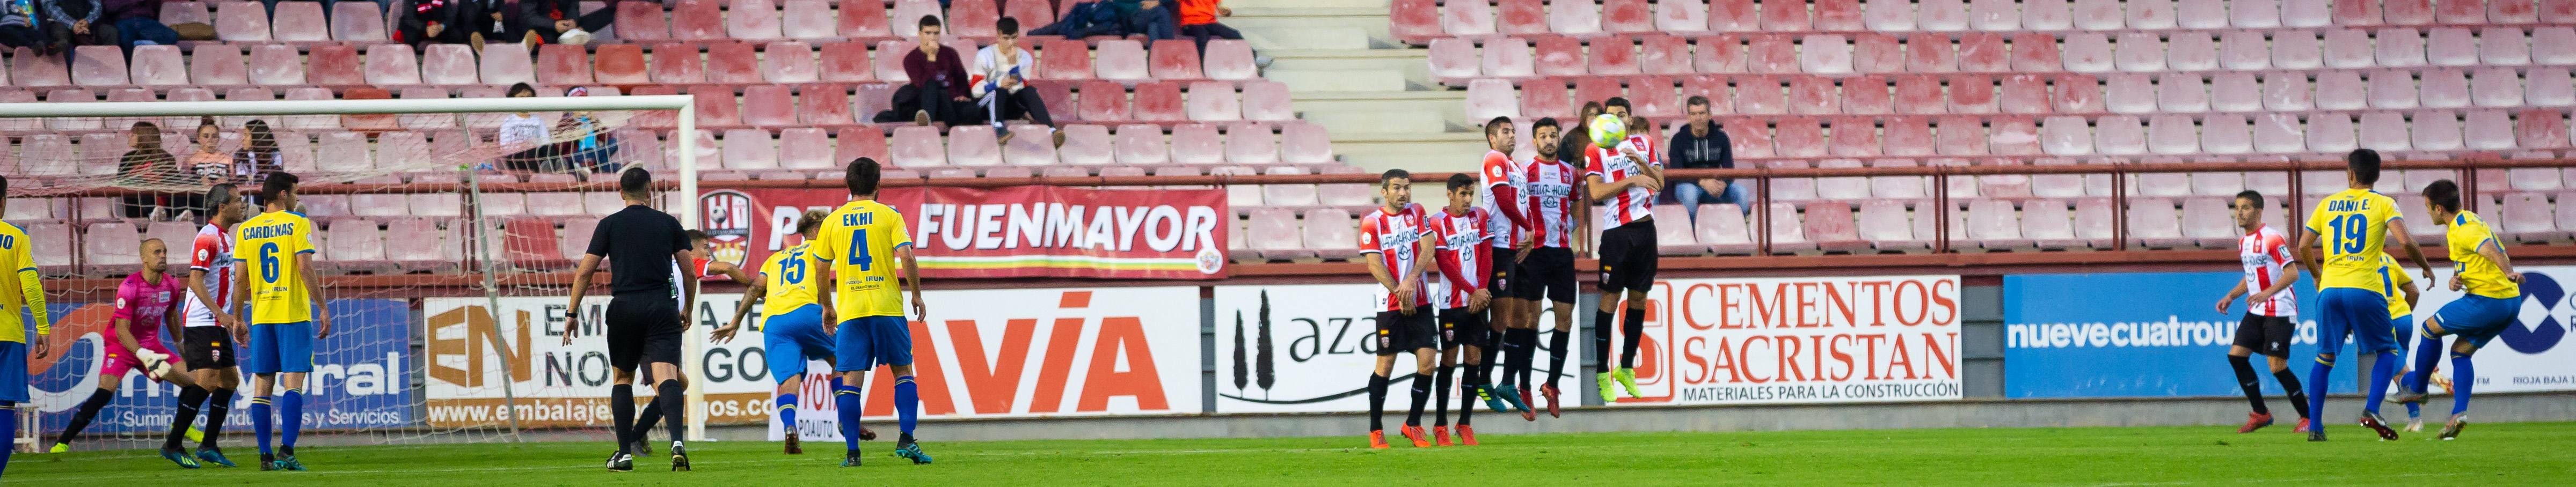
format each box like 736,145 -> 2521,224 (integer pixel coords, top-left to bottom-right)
729,0 -> 784,41
1443,0 -> 1497,36
1096,40 -> 1150,84
1656,0 -> 1707,33
1113,124 -> 1169,166
1605,0 -> 1653,33
672,0 -> 727,41
213,1 -> 269,41
1392,0 -> 1440,42
331,1 -> 385,41
946,126 -> 1002,167
421,43 -> 478,86
1150,39 -> 1205,82
948,0 -> 1000,40
763,41 -> 819,83
614,1 -> 670,41
1204,40 -> 1257,81
889,126 -> 946,167
590,44 -> 647,85
1816,0 -> 1866,31
1134,82 -> 1187,123
705,42 -> 761,84
537,43 -> 593,85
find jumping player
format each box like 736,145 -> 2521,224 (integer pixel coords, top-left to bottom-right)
2392,179 -> 2523,440
0,175 -> 54,477
1358,169 -> 1439,449
714,210 -> 875,454
564,167 -> 699,471
811,157 -> 934,466
1514,117 -> 1582,419
1585,98 -> 1661,405
1427,174 -> 1494,446
2212,190 -> 2310,433
1475,116 -> 1534,417
232,172 -> 333,470
51,239 -> 205,465
177,184 -> 249,467
2296,149 -> 2434,442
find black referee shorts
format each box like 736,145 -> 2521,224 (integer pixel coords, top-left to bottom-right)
607,291 -> 686,373
1597,221 -> 1659,293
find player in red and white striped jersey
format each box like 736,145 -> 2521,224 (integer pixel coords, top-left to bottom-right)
1473,117 -> 1525,417
1516,117 -> 1585,418
176,184 -> 248,467
1427,174 -> 1495,446
1583,98 -> 1662,404
2214,190 -> 2311,433
1359,170 -> 1440,449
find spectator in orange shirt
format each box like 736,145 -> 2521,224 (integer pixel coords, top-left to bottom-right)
1173,0 -> 1267,67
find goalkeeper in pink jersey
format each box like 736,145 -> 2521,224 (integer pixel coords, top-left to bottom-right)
50,238 -> 207,468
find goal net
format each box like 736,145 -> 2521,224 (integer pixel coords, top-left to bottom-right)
1,93 -> 712,452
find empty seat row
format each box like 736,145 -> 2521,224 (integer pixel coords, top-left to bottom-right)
615,0 -> 1053,44
8,35 -> 1260,91
1402,0 -> 2576,43
1428,27 -> 2576,83
1469,109 -> 2573,160
1466,70 -> 2576,123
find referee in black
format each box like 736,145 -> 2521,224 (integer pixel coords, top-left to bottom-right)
563,167 -> 699,472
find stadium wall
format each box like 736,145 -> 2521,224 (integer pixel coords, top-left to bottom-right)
34,265 -> 2576,445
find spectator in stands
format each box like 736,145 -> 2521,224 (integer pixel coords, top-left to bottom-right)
393,0 -> 478,52
185,116 -> 231,185
0,0 -> 50,54
231,119 -> 282,186
973,18 -> 1061,147
1666,96 -> 1743,220
496,82 -> 554,171
885,15 -> 975,127
116,121 -> 181,219
98,0 -> 174,51
1557,101 -> 1602,167
491,0 -> 610,47
43,0 -> 116,55
551,86 -> 620,175
1174,0 -> 1266,67
1028,0 -> 1173,41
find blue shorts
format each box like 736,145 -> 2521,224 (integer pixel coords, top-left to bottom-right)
0,341 -> 26,403
2392,315 -> 2417,347
2317,288 -> 2399,356
763,304 -> 835,383
244,321 -> 316,374
2434,293 -> 2523,349
835,315 -> 913,372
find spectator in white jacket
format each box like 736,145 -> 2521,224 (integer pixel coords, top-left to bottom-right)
971,17 -> 1060,146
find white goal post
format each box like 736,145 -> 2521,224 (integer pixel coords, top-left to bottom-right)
0,94 -> 721,444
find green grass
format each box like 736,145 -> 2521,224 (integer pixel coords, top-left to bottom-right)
12,423 -> 2576,485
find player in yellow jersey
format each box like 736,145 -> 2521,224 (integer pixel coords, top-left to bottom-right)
228,172 -> 331,470
716,210 -> 873,453
0,175 -> 55,476
2373,254 -> 2437,432
2392,179 -> 2524,440
2295,149 -> 2435,442
809,157 -> 930,467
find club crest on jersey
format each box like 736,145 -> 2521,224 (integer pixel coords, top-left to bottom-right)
699,190 -> 757,263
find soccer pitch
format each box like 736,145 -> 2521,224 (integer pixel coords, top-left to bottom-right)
12,423 -> 2574,485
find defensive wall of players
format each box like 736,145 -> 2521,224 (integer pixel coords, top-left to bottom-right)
20,157 -> 2576,444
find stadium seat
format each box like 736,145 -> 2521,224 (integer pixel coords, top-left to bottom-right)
670,0 -> 726,41
1681,204 -> 1748,255
1965,199 -> 2026,250
1167,124 -> 1224,165
1055,124 -> 1114,165
1186,81 -> 1241,122
945,126 -> 1003,167
1096,40 -> 1150,84
69,46 -> 125,87
1244,209 -> 1307,260
762,41 -> 819,84
704,42 -> 761,85
1695,34 -> 1743,73
2125,198 -> 2187,248
1134,82 -> 1187,123
1149,40 -> 1207,83
1281,122 -> 1333,165
2179,197 -> 2238,248
180,46 -> 243,87
1305,209 -> 1359,260
1115,124 -> 1171,166
722,128 -> 780,171
1531,36 -> 1584,77
727,0 -> 784,41
420,44 -> 479,86
329,2 -> 386,41
827,126 -> 888,168
1655,0 -> 1709,33
385,218 -> 459,272
210,1 -> 269,41
1224,124 -> 1280,165
1264,166 -> 1319,207
889,126 -> 946,167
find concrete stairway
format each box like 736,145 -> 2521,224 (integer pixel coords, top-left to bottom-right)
1224,0 -> 1482,173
